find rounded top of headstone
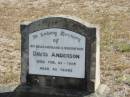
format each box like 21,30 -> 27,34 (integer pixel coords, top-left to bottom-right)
22,15 -> 92,24
21,15 -> 97,28
21,16 -> 97,38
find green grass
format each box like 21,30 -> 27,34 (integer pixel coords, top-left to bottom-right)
117,43 -> 130,52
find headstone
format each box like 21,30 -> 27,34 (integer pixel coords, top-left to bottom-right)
16,16 -> 100,97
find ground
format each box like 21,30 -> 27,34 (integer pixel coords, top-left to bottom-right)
0,0 -> 130,97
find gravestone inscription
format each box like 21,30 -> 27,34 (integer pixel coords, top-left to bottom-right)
29,28 -> 86,78
16,16 -> 100,97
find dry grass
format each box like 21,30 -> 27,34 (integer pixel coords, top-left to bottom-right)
0,0 -> 130,96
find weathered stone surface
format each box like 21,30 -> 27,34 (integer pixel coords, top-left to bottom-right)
19,16 -> 99,97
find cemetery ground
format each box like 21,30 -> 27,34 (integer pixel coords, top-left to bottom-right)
0,0 -> 130,97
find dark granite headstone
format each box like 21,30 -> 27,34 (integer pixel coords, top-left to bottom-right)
15,16 -> 100,97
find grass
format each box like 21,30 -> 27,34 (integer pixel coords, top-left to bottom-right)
114,43 -> 130,52
118,43 -> 130,52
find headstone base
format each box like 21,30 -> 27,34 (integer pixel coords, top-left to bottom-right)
14,85 -> 88,97
11,84 -> 110,97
